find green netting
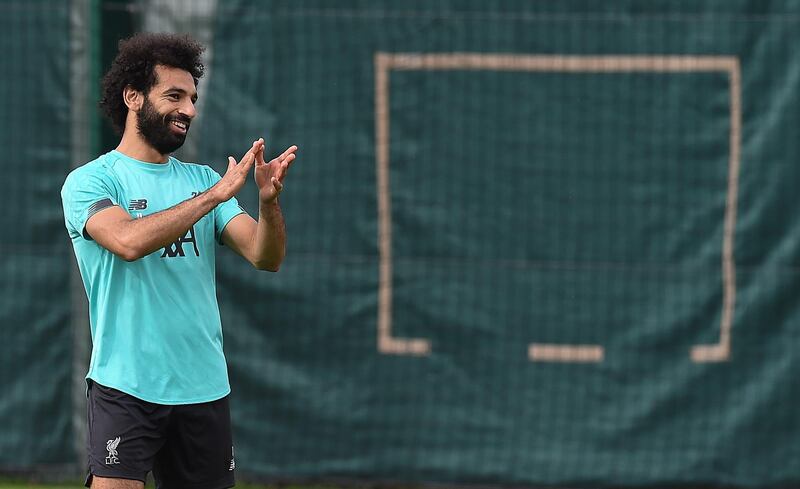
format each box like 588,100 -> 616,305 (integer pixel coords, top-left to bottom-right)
200,2 -> 800,487
2,1 -> 800,487
0,0 -> 74,470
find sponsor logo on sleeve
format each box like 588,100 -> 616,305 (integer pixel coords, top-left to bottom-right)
128,199 -> 148,211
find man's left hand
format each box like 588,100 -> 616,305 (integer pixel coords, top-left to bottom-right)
254,138 -> 298,204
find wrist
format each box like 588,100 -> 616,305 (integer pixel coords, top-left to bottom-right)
206,185 -> 228,205
259,198 -> 280,214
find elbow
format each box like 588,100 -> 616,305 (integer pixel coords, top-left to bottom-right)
114,236 -> 146,262
253,252 -> 284,272
116,247 -> 143,262
253,260 -> 281,272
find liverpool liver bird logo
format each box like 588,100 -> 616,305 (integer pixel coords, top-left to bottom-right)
105,437 -> 121,464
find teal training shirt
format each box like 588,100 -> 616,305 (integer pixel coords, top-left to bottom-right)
61,150 -> 245,404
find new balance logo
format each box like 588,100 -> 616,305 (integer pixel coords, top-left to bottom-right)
128,199 -> 148,211
105,437 -> 121,465
161,225 -> 200,258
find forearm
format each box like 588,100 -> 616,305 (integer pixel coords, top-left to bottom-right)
250,200 -> 286,271
115,191 -> 221,260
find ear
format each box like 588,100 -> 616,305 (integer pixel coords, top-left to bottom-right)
122,86 -> 143,112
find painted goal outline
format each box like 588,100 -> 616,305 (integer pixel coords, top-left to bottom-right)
375,53 -> 741,363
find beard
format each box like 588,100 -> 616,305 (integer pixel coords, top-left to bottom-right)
136,96 -> 190,155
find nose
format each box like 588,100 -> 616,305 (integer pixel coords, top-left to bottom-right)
179,99 -> 196,119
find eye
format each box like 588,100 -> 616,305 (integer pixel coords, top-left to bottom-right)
167,94 -> 180,101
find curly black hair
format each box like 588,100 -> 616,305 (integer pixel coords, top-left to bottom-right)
100,33 -> 205,134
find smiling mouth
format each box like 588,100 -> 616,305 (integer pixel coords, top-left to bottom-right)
170,119 -> 190,134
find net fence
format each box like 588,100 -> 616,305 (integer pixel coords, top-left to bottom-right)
1,1 -> 799,487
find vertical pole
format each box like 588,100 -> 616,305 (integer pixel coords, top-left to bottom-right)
69,0 -> 100,474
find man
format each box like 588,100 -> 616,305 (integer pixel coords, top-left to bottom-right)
61,33 -> 296,489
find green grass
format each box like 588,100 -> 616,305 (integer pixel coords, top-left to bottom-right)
0,482 -> 331,489
0,484 -> 81,489
0,480 -> 88,489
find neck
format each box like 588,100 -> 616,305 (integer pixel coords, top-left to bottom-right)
116,129 -> 169,164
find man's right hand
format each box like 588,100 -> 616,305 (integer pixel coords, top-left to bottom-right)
212,139 -> 264,202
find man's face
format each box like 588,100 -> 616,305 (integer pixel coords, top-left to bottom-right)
135,65 -> 198,155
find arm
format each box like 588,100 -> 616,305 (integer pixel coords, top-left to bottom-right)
221,140 -> 297,271
86,141 -> 261,261
221,201 -> 285,271
88,192 -> 222,261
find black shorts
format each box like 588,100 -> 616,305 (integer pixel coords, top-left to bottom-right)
85,381 -> 235,489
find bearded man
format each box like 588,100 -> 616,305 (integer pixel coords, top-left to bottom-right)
61,33 -> 297,489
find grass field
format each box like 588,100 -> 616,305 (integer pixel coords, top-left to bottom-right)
0,485 -> 84,489
0,483 -> 355,489
0,485 -> 272,489
0,482 -> 324,489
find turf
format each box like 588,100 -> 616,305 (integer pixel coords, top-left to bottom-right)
0,483 -> 328,489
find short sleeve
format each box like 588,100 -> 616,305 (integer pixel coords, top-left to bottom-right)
205,168 -> 246,243
61,170 -> 119,240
